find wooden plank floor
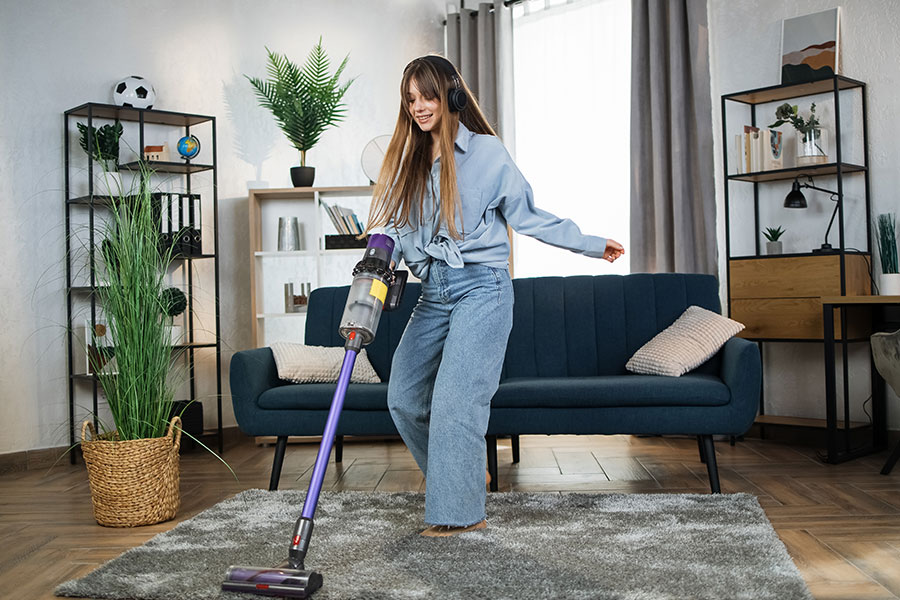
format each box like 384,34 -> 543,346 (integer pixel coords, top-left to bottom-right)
2,434 -> 899,599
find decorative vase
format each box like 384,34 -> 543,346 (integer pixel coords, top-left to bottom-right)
796,129 -> 828,166
80,417 -> 182,527
290,166 -> 315,187
765,241 -> 783,255
879,272 -> 900,296
277,217 -> 303,251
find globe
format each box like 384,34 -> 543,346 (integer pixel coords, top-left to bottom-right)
177,135 -> 201,160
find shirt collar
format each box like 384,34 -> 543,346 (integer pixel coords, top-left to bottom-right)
454,120 -> 473,153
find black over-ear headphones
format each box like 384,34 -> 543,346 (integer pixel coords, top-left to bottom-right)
410,55 -> 468,113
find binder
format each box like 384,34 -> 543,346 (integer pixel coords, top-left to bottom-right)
192,195 -> 202,255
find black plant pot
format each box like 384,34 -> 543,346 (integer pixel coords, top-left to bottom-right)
290,166 -> 316,187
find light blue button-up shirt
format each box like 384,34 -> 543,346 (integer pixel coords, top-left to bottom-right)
384,121 -> 608,280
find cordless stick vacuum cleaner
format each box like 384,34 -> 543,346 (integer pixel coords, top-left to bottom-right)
222,233 -> 407,598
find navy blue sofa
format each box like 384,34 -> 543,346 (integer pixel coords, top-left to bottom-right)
231,273 -> 761,493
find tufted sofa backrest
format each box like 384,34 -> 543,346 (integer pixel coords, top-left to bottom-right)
305,273 -> 722,382
502,273 -> 722,379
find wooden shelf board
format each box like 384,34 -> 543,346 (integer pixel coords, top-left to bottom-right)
730,251 -> 869,260
249,186 -> 375,200
723,75 -> 865,105
728,162 -> 866,183
257,312 -> 307,318
821,295 -> 900,305
755,414 -> 869,429
254,250 -> 316,258
119,160 -> 213,174
66,102 -> 213,127
173,342 -> 218,350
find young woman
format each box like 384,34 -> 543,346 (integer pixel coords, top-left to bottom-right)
365,55 -> 624,537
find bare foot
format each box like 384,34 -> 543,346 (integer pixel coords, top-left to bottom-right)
420,520 -> 487,537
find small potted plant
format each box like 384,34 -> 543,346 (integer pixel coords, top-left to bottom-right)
246,37 -> 355,187
162,287 -> 188,344
763,226 -> 785,255
875,213 -> 900,295
77,121 -> 124,196
769,103 -> 827,167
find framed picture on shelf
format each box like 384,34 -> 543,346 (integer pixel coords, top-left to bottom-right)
780,8 -> 841,85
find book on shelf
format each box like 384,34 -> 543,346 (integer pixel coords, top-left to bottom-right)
762,129 -> 784,171
735,126 -> 784,174
321,202 -> 364,235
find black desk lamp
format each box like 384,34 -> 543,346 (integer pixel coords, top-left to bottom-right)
783,177 -> 841,253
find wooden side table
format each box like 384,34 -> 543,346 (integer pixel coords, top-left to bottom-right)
821,295 -> 900,466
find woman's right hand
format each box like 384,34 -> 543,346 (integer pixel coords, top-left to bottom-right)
602,239 -> 625,263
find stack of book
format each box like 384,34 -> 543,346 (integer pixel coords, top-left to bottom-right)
734,126 -> 784,174
322,201 -> 364,235
321,202 -> 368,249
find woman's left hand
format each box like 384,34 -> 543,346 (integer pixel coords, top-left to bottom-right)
602,239 -> 625,263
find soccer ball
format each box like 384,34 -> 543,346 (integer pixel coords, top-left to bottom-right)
112,75 -> 156,109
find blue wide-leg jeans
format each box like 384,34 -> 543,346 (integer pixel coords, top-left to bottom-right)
388,261 -> 514,526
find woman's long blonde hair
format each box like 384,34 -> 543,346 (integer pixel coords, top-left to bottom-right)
365,56 -> 496,240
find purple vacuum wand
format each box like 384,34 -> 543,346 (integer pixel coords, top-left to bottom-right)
223,234 -> 406,598
288,233 -> 397,570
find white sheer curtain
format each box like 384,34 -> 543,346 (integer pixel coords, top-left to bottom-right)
511,0 -> 631,277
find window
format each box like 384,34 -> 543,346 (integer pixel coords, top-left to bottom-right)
512,0 -> 631,277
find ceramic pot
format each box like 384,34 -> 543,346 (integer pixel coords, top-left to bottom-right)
290,166 -> 315,187
879,272 -> 900,296
766,241 -> 783,255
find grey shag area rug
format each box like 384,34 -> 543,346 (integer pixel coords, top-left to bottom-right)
56,490 -> 812,600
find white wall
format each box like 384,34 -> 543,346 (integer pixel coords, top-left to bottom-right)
0,0 -> 446,454
708,0 -> 900,427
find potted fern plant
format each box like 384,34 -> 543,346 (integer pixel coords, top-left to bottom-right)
875,213 -> 900,295
246,37 -> 355,187
763,226 -> 785,255
81,168 -> 186,527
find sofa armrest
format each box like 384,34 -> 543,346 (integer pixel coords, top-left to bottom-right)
230,347 -> 282,434
718,337 -> 761,434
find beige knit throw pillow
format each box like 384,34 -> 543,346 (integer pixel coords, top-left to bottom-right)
625,306 -> 745,377
270,343 -> 381,384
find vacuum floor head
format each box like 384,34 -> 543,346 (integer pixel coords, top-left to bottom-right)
222,565 -> 323,598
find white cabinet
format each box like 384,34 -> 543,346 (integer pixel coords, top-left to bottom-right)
248,186 -> 375,347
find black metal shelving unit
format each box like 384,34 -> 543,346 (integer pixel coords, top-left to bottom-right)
721,75 -> 871,276
721,75 -> 879,462
64,102 -> 222,461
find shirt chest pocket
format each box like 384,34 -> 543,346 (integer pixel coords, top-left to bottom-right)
458,186 -> 485,236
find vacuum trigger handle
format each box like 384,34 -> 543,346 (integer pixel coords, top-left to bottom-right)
384,270 -> 408,312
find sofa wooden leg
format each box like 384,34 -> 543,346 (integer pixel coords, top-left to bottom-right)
511,435 -> 520,464
697,436 -> 707,464
269,436 -> 288,491
700,435 -> 721,493
486,435 -> 499,492
335,435 -> 344,463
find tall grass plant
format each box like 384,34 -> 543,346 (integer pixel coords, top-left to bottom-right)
92,167 -> 179,440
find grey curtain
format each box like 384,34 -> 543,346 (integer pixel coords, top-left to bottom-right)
446,1 -> 515,147
630,0 -> 716,274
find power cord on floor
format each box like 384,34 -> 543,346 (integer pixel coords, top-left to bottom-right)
813,394 -> 873,462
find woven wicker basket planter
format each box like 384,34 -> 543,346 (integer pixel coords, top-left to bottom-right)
81,416 -> 182,527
